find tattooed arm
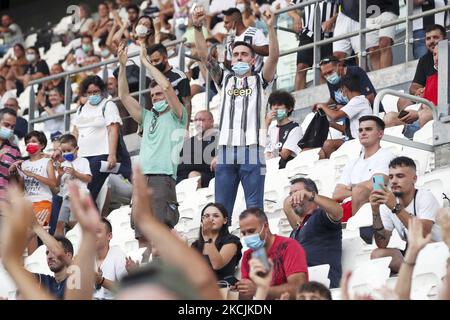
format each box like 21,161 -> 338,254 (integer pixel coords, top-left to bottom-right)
370,190 -> 392,248
192,5 -> 223,87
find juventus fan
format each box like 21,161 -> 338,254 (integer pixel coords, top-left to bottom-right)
265,90 -> 303,169
192,5 -> 279,225
223,8 -> 269,74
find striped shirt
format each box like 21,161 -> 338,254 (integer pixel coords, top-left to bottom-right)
163,67 -> 191,104
218,71 -> 274,147
0,140 -> 21,201
296,0 -> 338,38
413,0 -> 449,31
226,27 -> 269,73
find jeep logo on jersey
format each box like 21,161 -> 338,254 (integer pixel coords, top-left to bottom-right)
227,88 -> 253,97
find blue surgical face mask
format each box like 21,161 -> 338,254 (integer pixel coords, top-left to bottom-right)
334,89 -> 349,105
242,226 -> 266,250
153,100 -> 168,113
276,109 -> 287,121
326,72 -> 340,85
63,152 -> 76,162
82,44 -> 91,53
232,61 -> 251,76
0,126 -> 13,140
88,94 -> 102,105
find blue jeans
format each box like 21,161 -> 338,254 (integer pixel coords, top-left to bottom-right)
413,29 -> 428,60
86,154 -> 110,203
49,195 -> 63,235
403,119 -> 421,140
215,146 -> 266,225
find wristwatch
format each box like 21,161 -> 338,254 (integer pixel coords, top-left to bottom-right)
392,203 -> 401,214
308,192 -> 316,202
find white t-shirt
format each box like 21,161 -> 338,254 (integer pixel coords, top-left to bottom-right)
21,157 -> 53,202
340,95 -> 372,139
226,27 -> 269,73
338,148 -> 395,186
218,71 -> 274,147
94,246 -> 127,300
380,188 -> 442,242
42,104 -> 66,134
58,156 -> 92,198
265,121 -> 303,157
72,99 -> 122,157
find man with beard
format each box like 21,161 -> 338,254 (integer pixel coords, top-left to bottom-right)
370,156 -> 442,273
34,235 -> 74,299
283,177 -> 343,288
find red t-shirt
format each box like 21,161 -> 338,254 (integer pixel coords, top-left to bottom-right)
241,235 -> 309,286
423,73 -> 438,106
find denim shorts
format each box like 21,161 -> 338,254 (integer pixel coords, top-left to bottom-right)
403,120 -> 421,140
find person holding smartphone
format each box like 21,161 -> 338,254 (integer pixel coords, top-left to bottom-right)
369,156 -> 442,273
191,203 -> 242,283
237,207 -> 308,300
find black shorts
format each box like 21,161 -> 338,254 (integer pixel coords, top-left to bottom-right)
296,32 -> 333,66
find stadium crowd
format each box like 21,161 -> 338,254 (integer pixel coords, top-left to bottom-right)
0,0 -> 449,301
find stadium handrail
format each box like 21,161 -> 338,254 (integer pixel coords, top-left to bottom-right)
274,1 -> 450,87
27,38 -> 186,132
374,88 -> 436,152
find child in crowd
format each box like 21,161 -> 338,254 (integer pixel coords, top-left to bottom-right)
55,134 -> 92,236
9,131 -> 57,254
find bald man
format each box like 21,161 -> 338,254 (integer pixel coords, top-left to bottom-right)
3,97 -> 28,139
176,110 -> 218,188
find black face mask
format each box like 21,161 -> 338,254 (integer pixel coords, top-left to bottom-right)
155,62 -> 166,72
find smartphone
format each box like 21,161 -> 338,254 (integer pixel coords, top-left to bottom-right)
398,109 -> 409,119
372,174 -> 385,191
223,275 -> 239,286
251,248 -> 271,277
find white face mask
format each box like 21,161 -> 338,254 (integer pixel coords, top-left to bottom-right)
135,24 -> 149,37
26,53 -> 36,62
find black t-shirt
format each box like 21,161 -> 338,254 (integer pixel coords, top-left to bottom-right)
290,208 -> 342,288
25,59 -> 50,76
14,116 -> 28,139
412,51 -> 436,87
164,67 -> 191,104
343,0 -> 399,21
35,273 -> 67,299
177,133 -> 218,187
191,233 -> 243,281
368,0 -> 400,15
276,122 -> 300,169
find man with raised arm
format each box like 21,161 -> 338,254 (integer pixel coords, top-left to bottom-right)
192,5 -> 279,225
118,41 -> 187,251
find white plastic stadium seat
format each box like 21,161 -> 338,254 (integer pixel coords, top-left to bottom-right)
308,264 -> 331,288
285,148 -> 320,179
347,257 -> 392,296
176,176 -> 201,203
24,245 -> 52,276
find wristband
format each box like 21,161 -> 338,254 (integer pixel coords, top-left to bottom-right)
193,24 -> 202,31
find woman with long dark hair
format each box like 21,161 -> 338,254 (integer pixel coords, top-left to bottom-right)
191,203 -> 242,281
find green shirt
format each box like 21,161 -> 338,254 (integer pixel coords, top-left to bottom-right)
140,107 -> 188,178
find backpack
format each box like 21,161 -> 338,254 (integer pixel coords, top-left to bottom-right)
297,112 -> 330,149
